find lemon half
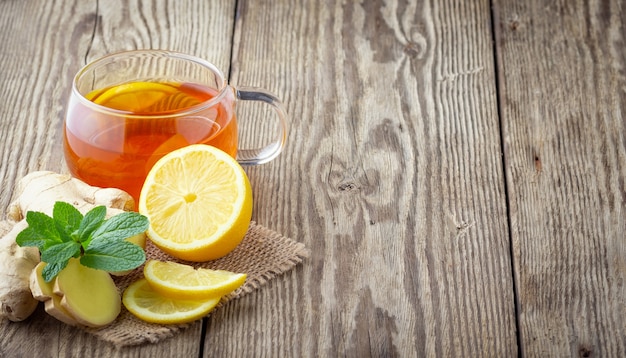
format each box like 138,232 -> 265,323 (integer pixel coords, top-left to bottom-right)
139,144 -> 253,261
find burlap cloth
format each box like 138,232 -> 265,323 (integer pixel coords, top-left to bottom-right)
81,221 -> 308,347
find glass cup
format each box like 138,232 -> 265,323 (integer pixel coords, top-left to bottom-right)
63,50 -> 288,201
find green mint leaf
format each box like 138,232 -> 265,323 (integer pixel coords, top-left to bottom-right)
17,203 -> 149,277
90,212 -> 149,244
22,211 -> 62,249
77,205 -> 106,242
52,201 -> 83,236
16,226 -> 48,250
42,261 -> 68,283
54,220 -> 75,243
81,239 -> 146,272
41,241 -> 81,264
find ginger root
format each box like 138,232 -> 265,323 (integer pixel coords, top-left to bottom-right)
0,171 -> 136,322
30,262 -> 78,326
6,171 -> 135,222
0,221 -> 40,321
54,258 -> 121,328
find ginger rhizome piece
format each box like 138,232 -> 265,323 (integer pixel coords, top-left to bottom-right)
30,262 -> 78,326
0,171 -> 136,322
53,258 -> 121,327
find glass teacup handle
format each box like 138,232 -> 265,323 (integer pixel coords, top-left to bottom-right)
234,86 -> 288,165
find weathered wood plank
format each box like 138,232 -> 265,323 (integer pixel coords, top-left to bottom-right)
213,0 -> 517,356
0,0 -> 88,209
494,0 -> 626,356
0,0 -> 235,356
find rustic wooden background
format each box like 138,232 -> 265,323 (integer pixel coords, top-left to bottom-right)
0,0 -> 624,357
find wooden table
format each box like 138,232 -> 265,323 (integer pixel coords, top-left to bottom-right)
1,0 -> 624,356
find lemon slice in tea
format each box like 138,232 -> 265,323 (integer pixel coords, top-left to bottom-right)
88,81 -> 179,112
139,144 -> 253,261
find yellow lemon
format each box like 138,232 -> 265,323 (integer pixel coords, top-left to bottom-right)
139,144 -> 253,261
143,260 -> 246,299
122,278 -> 220,324
87,81 -> 179,112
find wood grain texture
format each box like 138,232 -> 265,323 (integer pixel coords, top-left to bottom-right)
4,0 -> 622,356
494,0 -> 626,356
0,0 -> 235,357
214,0 -> 517,356
0,0 -> 88,210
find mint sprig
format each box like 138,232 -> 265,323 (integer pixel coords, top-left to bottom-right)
16,201 -> 149,282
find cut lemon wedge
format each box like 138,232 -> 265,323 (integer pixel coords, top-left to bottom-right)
88,82 -> 179,112
143,260 -> 246,299
139,144 -> 253,261
122,278 -> 220,324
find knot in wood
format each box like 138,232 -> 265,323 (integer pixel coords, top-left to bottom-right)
403,41 -> 423,58
337,181 -> 359,192
579,346 -> 592,357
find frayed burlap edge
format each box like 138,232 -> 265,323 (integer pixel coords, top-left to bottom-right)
83,221 -> 309,347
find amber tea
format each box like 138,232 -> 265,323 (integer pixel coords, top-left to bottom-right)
64,81 -> 237,200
